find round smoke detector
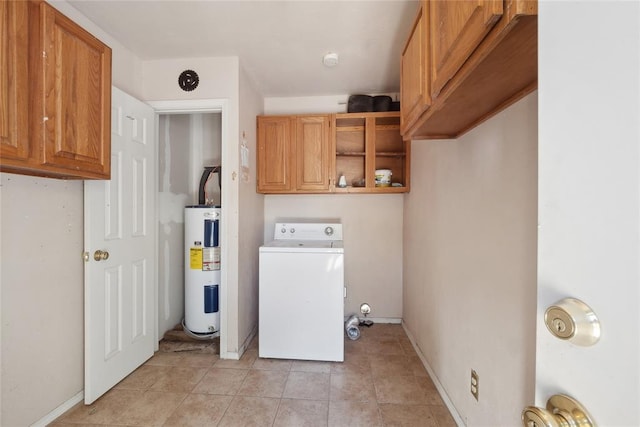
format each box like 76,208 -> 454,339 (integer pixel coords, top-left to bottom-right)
323,52 -> 339,67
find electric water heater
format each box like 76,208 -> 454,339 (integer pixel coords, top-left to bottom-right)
184,206 -> 221,335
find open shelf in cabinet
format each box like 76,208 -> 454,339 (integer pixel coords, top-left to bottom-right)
334,112 -> 409,193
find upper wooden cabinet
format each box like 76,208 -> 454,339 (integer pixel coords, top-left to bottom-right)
257,116 -> 294,193
257,114 -> 331,194
430,0 -> 503,98
401,0 -> 537,139
400,2 -> 430,135
1,1 -> 31,165
257,112 -> 409,194
0,0 -> 112,179
295,115 -> 331,192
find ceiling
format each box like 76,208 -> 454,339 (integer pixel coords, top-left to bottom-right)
66,0 -> 419,98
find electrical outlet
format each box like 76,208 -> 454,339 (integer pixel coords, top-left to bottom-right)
470,369 -> 479,401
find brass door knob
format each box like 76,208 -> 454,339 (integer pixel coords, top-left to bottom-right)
522,394 -> 596,427
93,250 -> 110,261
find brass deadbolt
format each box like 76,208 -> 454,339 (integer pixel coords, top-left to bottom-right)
544,298 -> 600,346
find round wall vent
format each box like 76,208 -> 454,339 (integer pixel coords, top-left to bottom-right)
178,69 -> 199,92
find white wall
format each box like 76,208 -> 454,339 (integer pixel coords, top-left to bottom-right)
237,64 -> 265,352
265,92 -> 398,115
537,2 -> 640,425
403,93 -> 538,425
0,1 -> 144,425
263,96 -> 404,320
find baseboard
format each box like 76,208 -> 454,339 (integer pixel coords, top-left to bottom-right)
368,317 -> 402,324
238,324 -> 258,357
401,323 -> 465,427
221,323 -> 258,360
31,390 -> 83,427
343,316 -> 402,324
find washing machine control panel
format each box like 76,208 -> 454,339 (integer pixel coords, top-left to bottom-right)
274,222 -> 342,241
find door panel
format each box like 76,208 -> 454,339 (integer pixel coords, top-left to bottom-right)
257,116 -> 293,192
0,0 -> 30,163
536,2 -> 640,425
84,87 -> 155,404
296,115 -> 330,191
41,2 -> 111,177
401,1 -> 430,134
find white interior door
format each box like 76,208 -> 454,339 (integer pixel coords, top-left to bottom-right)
536,2 -> 640,425
84,87 -> 156,404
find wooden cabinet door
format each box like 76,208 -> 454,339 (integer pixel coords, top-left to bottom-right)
430,0 -> 503,97
295,115 -> 330,192
0,1 -> 30,166
257,116 -> 294,192
36,1 -> 112,179
401,1 -> 430,135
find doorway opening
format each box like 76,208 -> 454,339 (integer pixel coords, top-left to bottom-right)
150,99 -> 230,357
157,112 -> 222,341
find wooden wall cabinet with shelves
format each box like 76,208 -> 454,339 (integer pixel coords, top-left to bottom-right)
401,0 -> 537,139
257,112 -> 409,194
334,112 -> 409,194
0,0 -> 112,179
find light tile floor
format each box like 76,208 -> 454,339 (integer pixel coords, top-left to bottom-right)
51,323 -> 457,426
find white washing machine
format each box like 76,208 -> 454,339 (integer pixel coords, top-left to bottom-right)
259,222 -> 344,362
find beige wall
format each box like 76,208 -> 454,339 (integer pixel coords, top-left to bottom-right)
403,93 -> 538,425
237,64 -> 265,352
0,174 -> 84,426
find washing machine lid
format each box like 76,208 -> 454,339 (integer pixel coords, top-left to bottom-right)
260,239 -> 344,253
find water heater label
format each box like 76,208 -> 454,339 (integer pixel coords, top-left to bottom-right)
190,247 -> 203,270
202,247 -> 221,271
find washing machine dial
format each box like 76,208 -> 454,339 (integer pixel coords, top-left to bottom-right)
280,227 -> 286,234
290,228 -> 295,234
325,226 -> 334,236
